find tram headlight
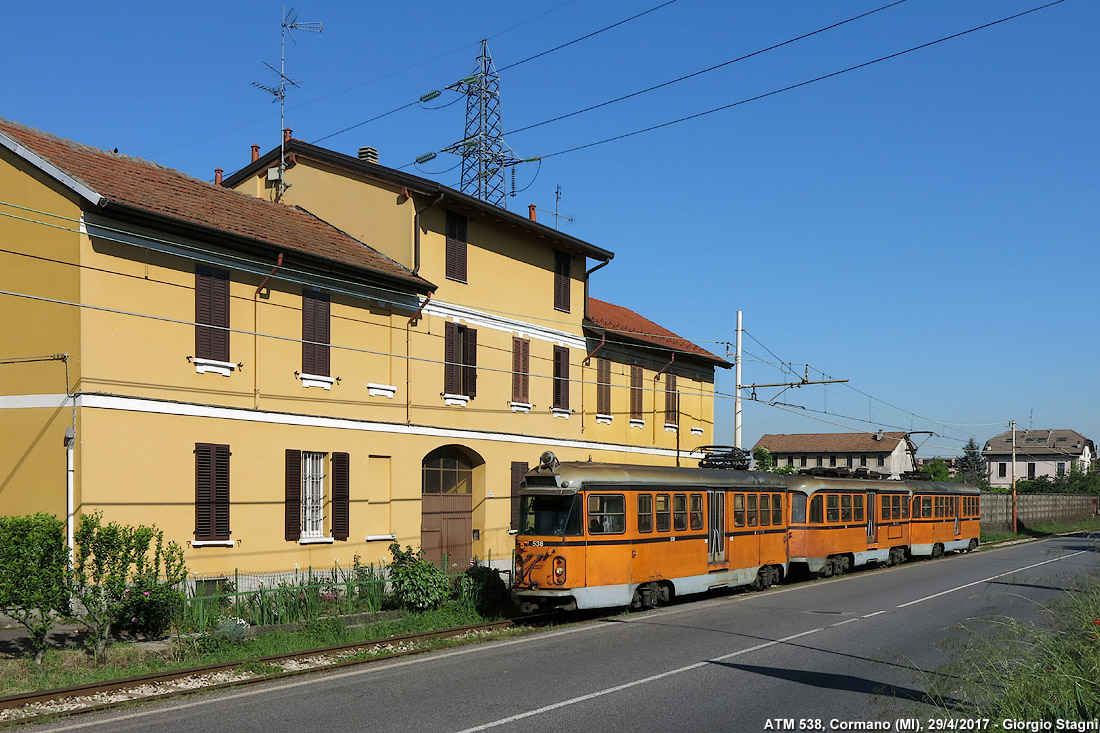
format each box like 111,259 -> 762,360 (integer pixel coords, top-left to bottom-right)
552,556 -> 567,585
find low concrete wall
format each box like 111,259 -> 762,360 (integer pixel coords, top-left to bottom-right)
981,492 -> 1100,532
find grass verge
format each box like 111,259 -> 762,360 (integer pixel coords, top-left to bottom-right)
0,600 -> 509,697
980,516 -> 1100,545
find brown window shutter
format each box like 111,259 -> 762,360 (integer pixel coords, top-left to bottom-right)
302,292 -> 316,375
597,358 -> 611,415
213,444 -> 230,540
630,365 -> 643,420
331,452 -> 350,541
512,337 -> 530,403
553,251 -> 571,312
665,373 -> 678,424
302,291 -> 330,376
510,461 -> 529,531
463,327 -> 477,398
444,321 -> 459,394
285,448 -> 302,541
195,443 -> 213,540
446,211 -> 468,282
196,267 -> 229,362
553,346 -> 569,410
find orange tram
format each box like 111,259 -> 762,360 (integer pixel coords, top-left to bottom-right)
512,451 -> 981,613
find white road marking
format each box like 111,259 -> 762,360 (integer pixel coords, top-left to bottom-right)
831,618 -> 861,627
862,610 -> 887,618
895,550 -> 1088,608
453,628 -> 824,733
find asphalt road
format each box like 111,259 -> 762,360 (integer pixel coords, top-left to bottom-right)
38,534 -> 1100,733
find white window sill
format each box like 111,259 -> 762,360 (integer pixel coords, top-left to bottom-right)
443,393 -> 470,407
300,373 -> 335,390
552,408 -> 571,419
664,423 -> 679,432
298,536 -> 335,545
630,418 -> 645,429
691,427 -> 704,437
190,539 -> 234,547
193,358 -> 236,377
510,401 -> 532,413
365,534 -> 397,542
367,382 -> 397,398
596,413 -> 613,424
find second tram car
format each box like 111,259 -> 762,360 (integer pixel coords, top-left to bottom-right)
513,450 -> 981,613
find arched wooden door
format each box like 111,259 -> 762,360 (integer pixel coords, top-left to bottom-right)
421,445 -> 478,569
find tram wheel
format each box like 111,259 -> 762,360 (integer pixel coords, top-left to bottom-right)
818,559 -> 834,578
967,538 -> 978,552
838,555 -> 851,573
931,544 -> 944,559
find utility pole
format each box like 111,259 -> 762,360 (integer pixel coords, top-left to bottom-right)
1011,419 -> 1018,533
734,311 -> 743,448
730,312 -> 848,451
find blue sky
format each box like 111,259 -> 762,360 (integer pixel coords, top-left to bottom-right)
3,0 -> 1096,456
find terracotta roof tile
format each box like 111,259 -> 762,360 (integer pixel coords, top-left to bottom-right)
0,117 -> 432,292
586,297 -> 730,367
754,432 -> 908,453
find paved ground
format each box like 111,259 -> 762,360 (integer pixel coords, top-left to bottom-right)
0,613 -> 87,658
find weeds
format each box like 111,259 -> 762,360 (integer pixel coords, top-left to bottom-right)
927,570 -> 1100,723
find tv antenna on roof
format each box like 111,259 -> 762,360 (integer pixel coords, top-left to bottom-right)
252,5 -> 322,202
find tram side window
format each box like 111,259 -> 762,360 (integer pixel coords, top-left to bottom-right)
656,493 -> 671,532
891,495 -> 901,520
733,493 -> 745,527
935,496 -> 944,518
747,494 -> 758,527
922,497 -> 932,519
638,494 -> 654,533
772,493 -> 783,525
759,494 -> 771,526
902,496 -> 909,519
841,495 -> 852,522
673,494 -> 688,531
588,494 -> 626,534
881,498 -> 890,521
826,494 -> 839,523
791,493 -> 807,524
809,495 -> 823,524
854,495 -> 864,522
690,494 -> 704,530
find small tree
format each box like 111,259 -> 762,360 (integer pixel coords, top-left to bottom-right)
752,447 -> 775,472
0,514 -> 70,664
386,543 -> 449,612
956,438 -> 989,488
68,512 -> 187,662
920,459 -> 951,482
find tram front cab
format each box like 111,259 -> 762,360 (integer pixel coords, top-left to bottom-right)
512,454 -> 588,613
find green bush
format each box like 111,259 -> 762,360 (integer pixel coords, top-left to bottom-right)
68,512 -> 188,662
457,564 -> 511,617
387,543 -> 450,612
0,514 -> 70,663
115,580 -> 185,637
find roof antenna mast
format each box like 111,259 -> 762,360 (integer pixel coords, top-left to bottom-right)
253,5 -> 322,202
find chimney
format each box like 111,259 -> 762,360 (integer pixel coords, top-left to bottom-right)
528,203 -> 537,222
214,168 -> 223,185
251,144 -> 260,162
283,128 -> 292,143
358,146 -> 379,164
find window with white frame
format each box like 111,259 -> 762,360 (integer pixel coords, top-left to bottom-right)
301,451 -> 326,540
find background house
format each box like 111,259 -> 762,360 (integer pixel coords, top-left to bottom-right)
753,431 -> 917,479
982,428 -> 1094,488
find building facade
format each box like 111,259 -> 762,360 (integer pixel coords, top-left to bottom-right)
0,118 -> 728,576
982,429 -> 1094,489
753,432 -> 917,479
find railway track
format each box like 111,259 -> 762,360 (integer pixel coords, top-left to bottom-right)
0,619 -> 521,726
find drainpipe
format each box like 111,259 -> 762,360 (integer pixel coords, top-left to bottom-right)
583,260 -> 610,320
414,193 -> 445,275
581,333 -> 606,367
256,253 -> 284,295
62,353 -> 75,561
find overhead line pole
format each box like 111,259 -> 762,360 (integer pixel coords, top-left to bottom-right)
1011,419 -> 1018,533
734,310 -> 742,449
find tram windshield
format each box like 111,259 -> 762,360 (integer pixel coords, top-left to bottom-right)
518,494 -> 583,537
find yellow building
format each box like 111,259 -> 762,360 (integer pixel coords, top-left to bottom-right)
0,117 -> 728,577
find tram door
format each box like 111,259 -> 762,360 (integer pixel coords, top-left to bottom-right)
954,497 -> 961,537
866,492 -> 876,544
708,490 -> 726,564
